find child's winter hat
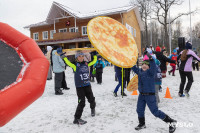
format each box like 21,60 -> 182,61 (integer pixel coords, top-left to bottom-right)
47,46 -> 52,52
156,46 -> 161,52
97,55 -> 102,59
75,52 -> 84,59
146,48 -> 153,54
57,47 -> 63,54
143,55 -> 149,61
173,49 -> 177,53
185,42 -> 192,49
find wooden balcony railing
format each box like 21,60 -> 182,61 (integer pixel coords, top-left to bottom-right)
53,32 -> 81,40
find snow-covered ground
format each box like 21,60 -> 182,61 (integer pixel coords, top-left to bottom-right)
1,66 -> 200,133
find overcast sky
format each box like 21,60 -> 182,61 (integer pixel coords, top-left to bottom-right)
0,0 -> 200,37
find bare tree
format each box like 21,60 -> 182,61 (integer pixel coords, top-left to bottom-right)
152,0 -> 195,51
172,19 -> 182,50
188,22 -> 200,53
130,0 -> 152,49
192,22 -> 200,39
150,21 -> 159,47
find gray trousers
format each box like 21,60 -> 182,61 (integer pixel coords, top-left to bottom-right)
155,84 -> 160,106
47,66 -> 52,79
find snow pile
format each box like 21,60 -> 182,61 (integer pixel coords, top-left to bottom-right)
1,66 -> 200,133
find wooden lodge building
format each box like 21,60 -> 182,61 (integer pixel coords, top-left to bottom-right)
25,1 -> 144,55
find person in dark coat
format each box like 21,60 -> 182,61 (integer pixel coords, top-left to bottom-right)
177,42 -> 200,97
61,51 -> 97,125
113,66 -> 127,97
132,52 -> 177,133
192,51 -> 199,71
124,68 -> 131,88
154,46 -> 175,78
94,56 -> 105,84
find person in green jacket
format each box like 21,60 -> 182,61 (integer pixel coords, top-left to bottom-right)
61,51 -> 97,125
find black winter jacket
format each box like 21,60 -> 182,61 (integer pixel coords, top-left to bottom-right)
154,51 -> 175,71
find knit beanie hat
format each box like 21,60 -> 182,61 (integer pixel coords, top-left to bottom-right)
143,55 -> 149,61
173,49 -> 177,53
156,46 -> 161,52
185,42 -> 192,49
146,48 -> 152,54
57,47 -> 62,54
75,52 -> 84,59
47,46 -> 52,52
97,55 -> 102,59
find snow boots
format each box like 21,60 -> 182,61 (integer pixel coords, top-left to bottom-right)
121,92 -> 127,96
168,71 -> 175,76
178,93 -> 185,97
113,92 -> 127,97
163,115 -> 177,133
55,89 -> 63,95
73,118 -> 87,125
63,87 -> 70,90
91,108 -> 95,117
184,90 -> 190,97
135,116 -> 176,133
168,71 -> 171,75
135,117 -> 146,130
90,77 -> 95,82
113,92 -> 117,97
159,85 -> 162,92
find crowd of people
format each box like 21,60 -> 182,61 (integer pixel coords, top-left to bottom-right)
43,42 -> 200,133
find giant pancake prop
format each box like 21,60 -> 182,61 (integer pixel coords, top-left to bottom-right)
63,48 -> 96,55
127,74 -> 138,92
0,23 -> 49,127
87,16 -> 138,97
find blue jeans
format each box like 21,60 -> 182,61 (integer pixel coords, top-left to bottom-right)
137,94 -> 166,119
114,75 -> 124,93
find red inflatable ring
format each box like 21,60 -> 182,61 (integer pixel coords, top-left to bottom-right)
0,22 -> 49,127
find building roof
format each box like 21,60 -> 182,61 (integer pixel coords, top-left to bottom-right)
24,1 -> 144,30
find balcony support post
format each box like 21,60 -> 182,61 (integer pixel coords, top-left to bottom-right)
54,19 -> 56,32
74,17 -> 76,32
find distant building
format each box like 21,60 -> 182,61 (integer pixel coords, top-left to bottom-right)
25,1 -> 144,55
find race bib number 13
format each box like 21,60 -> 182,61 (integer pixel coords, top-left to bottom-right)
80,73 -> 89,80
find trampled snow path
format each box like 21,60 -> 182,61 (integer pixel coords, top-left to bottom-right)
1,66 -> 200,133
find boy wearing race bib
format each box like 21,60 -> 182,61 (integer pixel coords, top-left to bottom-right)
61,51 -> 97,125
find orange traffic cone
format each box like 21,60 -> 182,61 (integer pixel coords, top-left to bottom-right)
164,87 -> 172,99
131,90 -> 138,95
